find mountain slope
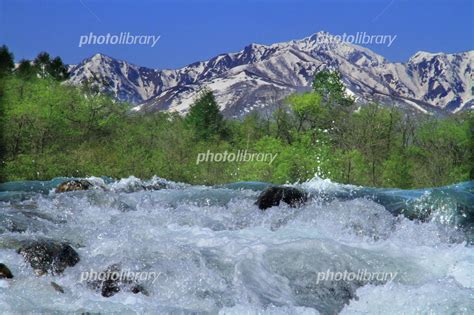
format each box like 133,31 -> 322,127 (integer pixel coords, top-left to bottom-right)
68,32 -> 473,117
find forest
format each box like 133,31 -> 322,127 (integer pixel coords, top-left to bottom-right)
0,46 -> 472,188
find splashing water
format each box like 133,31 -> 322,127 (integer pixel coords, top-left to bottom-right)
0,176 -> 473,314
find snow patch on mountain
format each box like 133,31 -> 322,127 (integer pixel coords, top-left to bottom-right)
67,32 -> 473,117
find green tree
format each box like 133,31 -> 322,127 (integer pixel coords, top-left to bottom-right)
48,56 -> 69,81
0,45 -> 14,76
32,52 -> 69,81
347,104 -> 402,186
312,70 -> 354,107
185,90 -> 226,141
34,52 -> 51,78
16,59 -> 36,80
286,92 -> 323,132
469,113 -> 474,180
411,115 -> 471,186
273,105 -> 294,144
382,150 -> 413,188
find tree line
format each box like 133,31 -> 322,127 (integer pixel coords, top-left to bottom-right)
0,46 -> 472,188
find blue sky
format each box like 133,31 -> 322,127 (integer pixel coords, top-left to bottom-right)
1,0 -> 472,69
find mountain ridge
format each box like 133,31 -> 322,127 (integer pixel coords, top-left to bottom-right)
67,31 -> 473,117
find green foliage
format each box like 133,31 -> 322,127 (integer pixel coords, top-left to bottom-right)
16,60 -> 36,80
10,51 -> 70,81
410,115 -> 472,186
47,56 -> 70,81
470,113 -> 474,180
33,52 -> 52,78
313,70 -> 354,107
382,151 -> 413,189
332,149 -> 369,185
185,90 -> 226,141
0,45 -> 14,76
0,50 -> 471,188
286,92 -> 323,132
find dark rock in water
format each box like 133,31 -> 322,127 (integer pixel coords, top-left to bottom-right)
0,263 -> 13,279
142,183 -> 168,191
87,264 -> 149,298
117,201 -> 135,212
0,213 -> 28,233
50,281 -> 65,293
256,186 -> 308,210
400,208 -> 433,222
17,241 -> 80,275
55,179 -> 93,193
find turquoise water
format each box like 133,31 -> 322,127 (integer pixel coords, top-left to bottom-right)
0,176 -> 473,314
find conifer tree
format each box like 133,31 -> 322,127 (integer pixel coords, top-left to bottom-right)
0,45 -> 14,76
185,90 -> 225,141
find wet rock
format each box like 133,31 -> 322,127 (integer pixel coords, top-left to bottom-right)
87,264 -> 149,298
50,281 -> 65,293
256,186 -> 308,210
400,208 -> 433,222
142,183 -> 168,191
17,240 -> 80,275
0,263 -> 13,279
117,201 -> 135,212
55,179 -> 93,193
0,213 -> 28,233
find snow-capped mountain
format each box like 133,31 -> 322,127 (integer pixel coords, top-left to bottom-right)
68,31 -> 473,116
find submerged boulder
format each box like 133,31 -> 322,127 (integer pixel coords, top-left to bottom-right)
142,182 -> 168,191
50,281 -> 65,293
0,263 -> 13,279
122,183 -> 168,193
87,264 -> 149,298
55,179 -> 93,193
256,186 -> 308,210
17,240 -> 80,275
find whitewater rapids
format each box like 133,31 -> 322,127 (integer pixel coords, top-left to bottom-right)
0,176 -> 473,314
